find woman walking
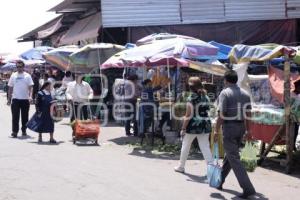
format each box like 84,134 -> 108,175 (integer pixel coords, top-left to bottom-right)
27,81 -> 56,143
174,77 -> 213,173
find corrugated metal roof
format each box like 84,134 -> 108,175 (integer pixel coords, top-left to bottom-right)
287,0 -> 300,18
43,0 -> 300,30
49,0 -> 99,13
101,0 -> 181,28
181,0 -> 225,24
225,0 -> 286,21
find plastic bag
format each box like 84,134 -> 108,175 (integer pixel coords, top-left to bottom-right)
241,142 -> 258,172
207,143 -> 222,188
26,112 -> 42,133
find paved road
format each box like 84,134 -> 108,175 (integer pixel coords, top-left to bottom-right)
0,92 -> 299,200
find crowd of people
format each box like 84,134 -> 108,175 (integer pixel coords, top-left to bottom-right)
120,70 -> 257,198
5,60 -> 300,199
6,60 -> 96,143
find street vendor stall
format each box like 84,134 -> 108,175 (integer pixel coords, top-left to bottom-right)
229,44 -> 298,173
102,36 -> 228,146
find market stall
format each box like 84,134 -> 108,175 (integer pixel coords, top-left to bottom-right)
102,36 -> 227,145
229,44 -> 298,173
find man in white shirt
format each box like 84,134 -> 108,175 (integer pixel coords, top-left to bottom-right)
8,60 -> 34,138
62,71 -> 74,89
66,74 -> 93,122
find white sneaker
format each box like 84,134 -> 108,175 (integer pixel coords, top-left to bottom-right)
174,166 -> 185,173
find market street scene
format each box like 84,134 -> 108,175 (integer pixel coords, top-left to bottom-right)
0,1 -> 300,200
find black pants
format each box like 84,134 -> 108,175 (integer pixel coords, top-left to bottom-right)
125,103 -> 138,135
11,99 -> 30,134
71,103 -> 89,122
294,124 -> 299,149
221,123 -> 256,193
32,85 -> 39,101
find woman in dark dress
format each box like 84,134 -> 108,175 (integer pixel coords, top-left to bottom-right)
28,81 -> 56,143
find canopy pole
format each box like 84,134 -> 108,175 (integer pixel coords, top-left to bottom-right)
174,66 -> 179,102
283,54 -> 293,174
167,58 -> 172,120
97,49 -> 104,100
143,64 -> 147,81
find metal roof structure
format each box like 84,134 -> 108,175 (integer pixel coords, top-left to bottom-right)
18,16 -> 63,42
49,0 -> 100,13
19,0 -> 300,44
100,0 -> 300,28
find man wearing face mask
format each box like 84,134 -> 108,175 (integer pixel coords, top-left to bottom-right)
8,60 -> 34,138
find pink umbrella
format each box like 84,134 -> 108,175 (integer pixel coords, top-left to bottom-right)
102,37 -> 218,69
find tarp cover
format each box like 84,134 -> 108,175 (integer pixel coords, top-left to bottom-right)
130,20 -> 296,46
229,44 -> 295,64
38,17 -> 63,39
188,60 -> 228,76
268,66 -> 300,103
60,12 -> 101,45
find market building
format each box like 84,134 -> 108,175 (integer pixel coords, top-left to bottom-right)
18,0 -> 300,47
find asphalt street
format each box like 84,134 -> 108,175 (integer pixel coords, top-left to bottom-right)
0,92 -> 299,200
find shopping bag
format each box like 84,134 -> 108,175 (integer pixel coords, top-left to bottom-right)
207,143 -> 222,188
241,142 -> 258,172
210,126 -> 224,158
27,112 -> 42,132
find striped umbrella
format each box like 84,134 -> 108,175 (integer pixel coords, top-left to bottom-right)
69,43 -> 125,73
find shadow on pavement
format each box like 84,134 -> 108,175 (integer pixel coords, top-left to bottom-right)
183,173 -> 208,184
231,192 -> 268,200
109,136 -> 140,146
210,193 -> 227,200
11,135 -> 35,140
101,122 -> 123,128
75,143 -> 100,147
129,147 -> 179,160
211,189 -> 268,200
110,134 -> 204,161
259,152 -> 300,179
28,141 -> 65,146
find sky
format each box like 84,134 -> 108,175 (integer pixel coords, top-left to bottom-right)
0,0 -> 63,55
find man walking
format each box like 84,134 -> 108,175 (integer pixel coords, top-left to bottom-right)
8,60 -> 34,138
66,74 -> 93,122
214,70 -> 256,199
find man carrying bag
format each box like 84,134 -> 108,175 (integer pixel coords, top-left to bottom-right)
214,70 -> 256,199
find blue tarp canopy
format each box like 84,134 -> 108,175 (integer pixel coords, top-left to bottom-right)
208,41 -> 232,61
0,62 -> 16,71
20,46 -> 54,61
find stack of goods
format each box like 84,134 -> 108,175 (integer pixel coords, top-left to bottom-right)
240,142 -> 258,172
151,73 -> 171,88
248,74 -> 285,144
250,106 -> 285,144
